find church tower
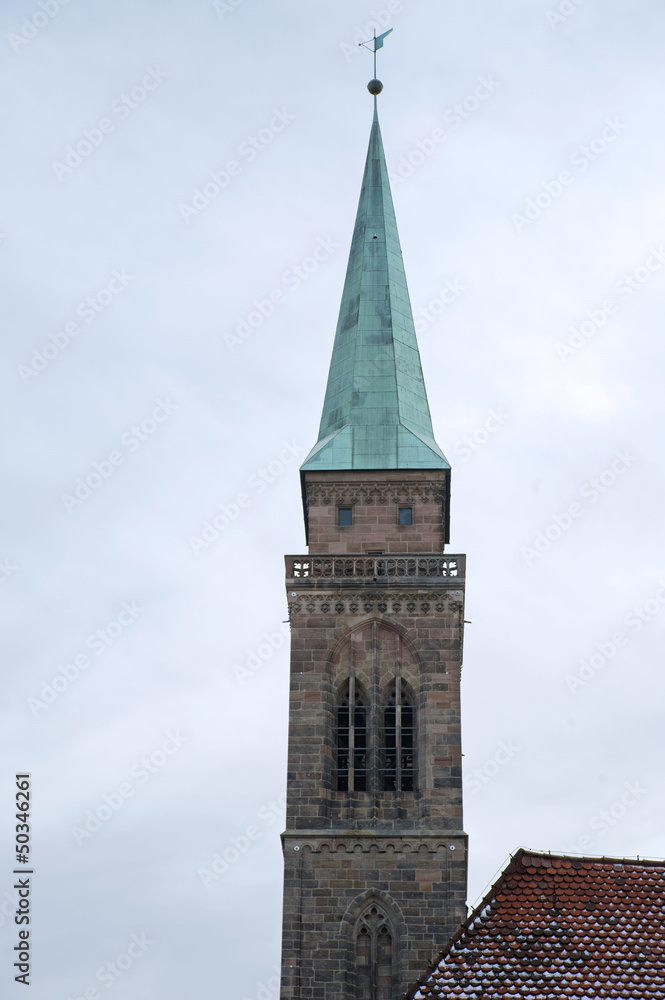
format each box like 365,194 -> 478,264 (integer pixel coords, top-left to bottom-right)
279,77 -> 468,1000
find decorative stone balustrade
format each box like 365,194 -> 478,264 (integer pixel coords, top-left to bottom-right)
285,554 -> 465,587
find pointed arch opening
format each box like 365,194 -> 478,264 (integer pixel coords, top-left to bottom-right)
355,901 -> 394,999
381,679 -> 416,792
330,622 -> 420,799
334,679 -> 368,792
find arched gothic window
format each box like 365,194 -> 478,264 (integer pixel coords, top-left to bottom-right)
334,680 -> 368,791
355,904 -> 393,999
381,680 -> 415,792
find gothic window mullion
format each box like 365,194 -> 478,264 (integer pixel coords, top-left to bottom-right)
369,916 -> 378,1000
348,672 -> 356,793
369,621 -> 380,798
355,905 -> 394,1000
395,660 -> 402,793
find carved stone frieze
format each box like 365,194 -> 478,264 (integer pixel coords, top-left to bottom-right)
305,482 -> 446,508
288,592 -> 463,617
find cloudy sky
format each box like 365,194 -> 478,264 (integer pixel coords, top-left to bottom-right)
3,0 -> 665,997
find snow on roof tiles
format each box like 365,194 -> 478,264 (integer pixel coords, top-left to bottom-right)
406,848 -> 665,1000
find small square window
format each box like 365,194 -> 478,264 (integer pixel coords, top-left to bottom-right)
338,507 -> 353,526
398,507 -> 413,526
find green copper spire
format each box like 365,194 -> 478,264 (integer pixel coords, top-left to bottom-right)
301,99 -> 449,472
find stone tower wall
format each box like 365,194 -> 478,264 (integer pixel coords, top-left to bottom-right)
303,470 -> 450,554
280,834 -> 467,1000
280,470 -> 467,999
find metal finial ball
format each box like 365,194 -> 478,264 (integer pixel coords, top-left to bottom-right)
367,79 -> 383,95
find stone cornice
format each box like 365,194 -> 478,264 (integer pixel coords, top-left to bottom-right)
281,830 -> 467,854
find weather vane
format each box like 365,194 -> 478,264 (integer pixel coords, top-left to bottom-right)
358,27 -> 392,95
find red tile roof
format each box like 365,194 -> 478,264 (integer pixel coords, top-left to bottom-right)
406,848 -> 665,999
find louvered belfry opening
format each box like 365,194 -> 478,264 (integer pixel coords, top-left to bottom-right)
355,904 -> 394,1000
333,631 -> 417,798
381,679 -> 416,792
335,680 -> 368,792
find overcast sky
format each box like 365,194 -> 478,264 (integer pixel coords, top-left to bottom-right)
3,1 -> 665,997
